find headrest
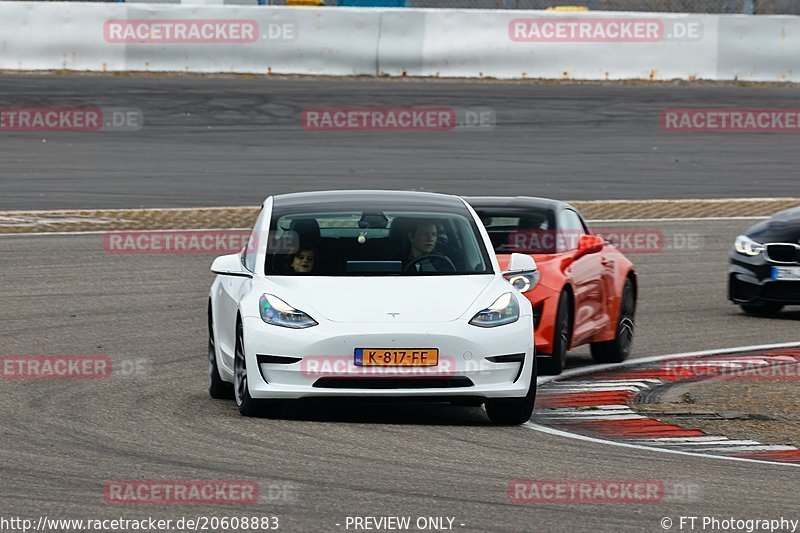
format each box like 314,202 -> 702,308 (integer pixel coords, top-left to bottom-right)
289,218 -> 321,240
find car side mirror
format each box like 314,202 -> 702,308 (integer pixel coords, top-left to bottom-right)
211,253 -> 252,278
575,234 -> 605,259
502,253 -> 539,293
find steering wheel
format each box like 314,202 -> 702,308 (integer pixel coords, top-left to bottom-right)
403,253 -> 457,273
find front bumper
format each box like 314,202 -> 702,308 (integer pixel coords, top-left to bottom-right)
729,253 -> 800,304
241,315 -> 535,400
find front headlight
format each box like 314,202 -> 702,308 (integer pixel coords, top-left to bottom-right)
259,294 -> 318,329
469,292 -> 519,328
734,235 -> 764,257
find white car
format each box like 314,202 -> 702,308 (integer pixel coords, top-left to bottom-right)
208,190 -> 539,424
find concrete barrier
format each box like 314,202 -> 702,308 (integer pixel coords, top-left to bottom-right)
0,2 -> 798,81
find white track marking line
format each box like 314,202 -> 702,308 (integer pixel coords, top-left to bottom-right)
529,342 -> 800,467
538,405 -> 634,411
535,341 -> 800,387
543,387 -> 649,390
549,380 -> 662,386
628,436 -> 730,443
588,216 -> 769,223
536,414 -> 647,421
691,445 -> 797,454
525,423 -> 800,468
535,408 -> 640,416
0,227 -> 252,238
634,440 -> 762,447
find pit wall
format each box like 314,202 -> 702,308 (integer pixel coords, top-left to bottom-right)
1,3 -> 798,81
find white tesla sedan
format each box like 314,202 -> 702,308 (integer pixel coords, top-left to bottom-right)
208,191 -> 539,424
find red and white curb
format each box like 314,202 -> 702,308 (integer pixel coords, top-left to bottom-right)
527,342 -> 800,467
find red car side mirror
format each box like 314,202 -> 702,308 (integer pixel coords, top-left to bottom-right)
576,234 -> 605,259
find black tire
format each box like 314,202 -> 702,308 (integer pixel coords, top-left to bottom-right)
591,278 -> 636,364
234,322 -> 283,418
485,357 -> 537,425
538,292 -> 571,375
208,305 -> 233,400
741,302 -> 784,316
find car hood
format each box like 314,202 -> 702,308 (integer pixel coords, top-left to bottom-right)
266,276 -> 496,323
747,214 -> 800,244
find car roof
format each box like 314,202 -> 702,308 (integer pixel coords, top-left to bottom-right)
464,196 -> 572,212
270,190 -> 467,210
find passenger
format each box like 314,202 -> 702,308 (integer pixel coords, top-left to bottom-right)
287,246 -> 316,274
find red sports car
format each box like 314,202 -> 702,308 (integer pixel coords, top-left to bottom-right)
467,197 -> 638,374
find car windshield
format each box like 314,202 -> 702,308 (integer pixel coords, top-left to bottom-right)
473,207 -> 558,254
265,208 -> 493,276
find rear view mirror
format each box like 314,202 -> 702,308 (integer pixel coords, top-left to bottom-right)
576,234 -> 604,259
505,252 -> 538,273
211,253 -> 252,278
503,253 -> 539,293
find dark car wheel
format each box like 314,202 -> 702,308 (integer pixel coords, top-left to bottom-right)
591,278 -> 635,364
741,302 -> 784,316
539,292 -> 571,375
485,357 -> 537,425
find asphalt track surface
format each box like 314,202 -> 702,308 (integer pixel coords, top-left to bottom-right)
1,218 -> 799,532
3,75 -> 800,210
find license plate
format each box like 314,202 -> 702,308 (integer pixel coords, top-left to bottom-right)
354,348 -> 439,367
772,266 -> 800,280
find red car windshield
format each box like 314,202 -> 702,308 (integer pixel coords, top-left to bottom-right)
476,208 -> 560,255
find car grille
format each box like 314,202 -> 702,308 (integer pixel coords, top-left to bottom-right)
312,377 -> 474,389
765,243 -> 800,264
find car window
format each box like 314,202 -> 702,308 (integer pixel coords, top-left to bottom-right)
557,209 -> 588,252
474,208 -> 557,254
265,209 -> 492,276
242,208 -> 265,273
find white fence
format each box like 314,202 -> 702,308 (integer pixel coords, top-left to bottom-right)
0,3 -> 798,81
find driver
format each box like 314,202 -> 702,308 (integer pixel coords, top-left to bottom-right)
403,220 -> 446,272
